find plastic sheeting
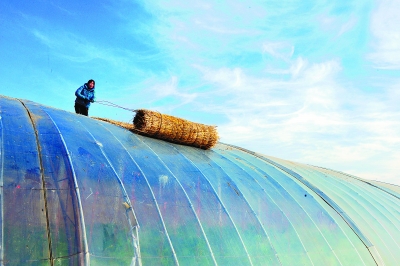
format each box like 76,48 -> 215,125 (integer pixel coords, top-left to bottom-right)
0,95 -> 399,265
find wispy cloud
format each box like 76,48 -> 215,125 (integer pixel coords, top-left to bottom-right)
368,0 -> 400,69
147,76 -> 199,110
191,50 -> 400,183
31,29 -> 127,65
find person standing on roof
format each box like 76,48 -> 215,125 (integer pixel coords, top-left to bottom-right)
75,79 -> 95,116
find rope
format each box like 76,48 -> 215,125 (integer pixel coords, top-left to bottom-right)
95,100 -> 137,112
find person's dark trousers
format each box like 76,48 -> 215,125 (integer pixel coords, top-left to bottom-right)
74,104 -> 89,116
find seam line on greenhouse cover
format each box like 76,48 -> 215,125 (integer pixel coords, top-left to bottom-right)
43,106 -> 90,264
19,100 -> 54,266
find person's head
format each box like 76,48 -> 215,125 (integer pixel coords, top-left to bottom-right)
87,79 -> 95,89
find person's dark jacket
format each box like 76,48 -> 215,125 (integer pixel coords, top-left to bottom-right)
75,83 -> 95,108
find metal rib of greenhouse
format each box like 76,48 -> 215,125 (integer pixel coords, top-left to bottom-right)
174,145 -> 282,265
302,165 -> 400,249
225,143 -> 386,265
139,139 -> 218,265
226,145 -> 372,243
287,162 -> 400,213
212,149 -> 335,265
296,164 -> 393,265
271,162 -> 374,265
100,123 -> 179,265
336,182 -> 400,252
341,177 -> 400,229
307,167 -> 387,265
314,171 -> 396,263
223,147 -> 374,265
149,142 -> 256,265
207,150 -> 313,265
172,146 -> 255,266
209,154 -> 309,264
128,131 -> 218,264
284,162 -> 400,242
80,122 -> 141,266
257,155 -> 382,265
220,150 -> 345,265
314,166 -> 400,201
45,111 -> 90,264
130,131 -> 219,264
317,167 -> 400,218
292,163 -> 398,259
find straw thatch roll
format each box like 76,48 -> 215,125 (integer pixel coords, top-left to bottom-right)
93,110 -> 219,150
133,109 -> 219,150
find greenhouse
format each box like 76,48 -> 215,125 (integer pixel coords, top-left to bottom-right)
0,95 -> 399,265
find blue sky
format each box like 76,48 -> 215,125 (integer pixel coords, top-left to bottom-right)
1,0 -> 400,185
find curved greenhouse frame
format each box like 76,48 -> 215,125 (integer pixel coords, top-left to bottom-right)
0,95 -> 399,265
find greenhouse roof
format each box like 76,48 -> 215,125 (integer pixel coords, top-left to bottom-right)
0,95 -> 399,265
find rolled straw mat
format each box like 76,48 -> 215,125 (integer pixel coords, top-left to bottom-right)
94,109 -> 219,150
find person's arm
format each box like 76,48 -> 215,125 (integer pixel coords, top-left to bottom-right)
90,92 -> 95,102
75,85 -> 87,100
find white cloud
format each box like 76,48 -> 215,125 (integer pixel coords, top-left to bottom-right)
263,42 -> 294,62
32,29 -> 113,63
193,54 -> 400,185
151,76 -> 198,102
202,58 -> 342,138
337,16 -> 357,37
369,0 -> 400,69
